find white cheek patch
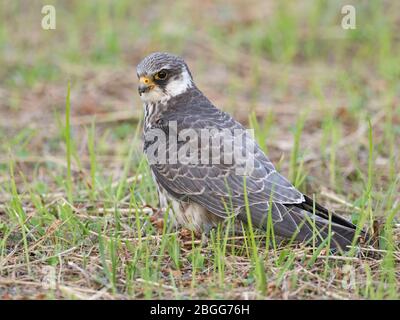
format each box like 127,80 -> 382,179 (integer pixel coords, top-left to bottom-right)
165,69 -> 193,97
139,69 -> 193,104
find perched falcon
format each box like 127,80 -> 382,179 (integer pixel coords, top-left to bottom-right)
136,52 -> 365,251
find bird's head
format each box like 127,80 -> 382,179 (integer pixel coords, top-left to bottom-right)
136,52 -> 193,103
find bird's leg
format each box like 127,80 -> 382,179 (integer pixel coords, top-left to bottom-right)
178,227 -> 202,242
200,223 -> 219,245
178,225 -> 213,247
149,208 -> 165,232
200,233 -> 210,246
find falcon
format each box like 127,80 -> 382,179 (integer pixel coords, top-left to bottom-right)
136,52 -> 365,251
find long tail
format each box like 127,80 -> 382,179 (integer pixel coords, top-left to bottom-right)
274,196 -> 366,251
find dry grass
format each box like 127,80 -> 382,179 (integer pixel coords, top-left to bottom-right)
0,0 -> 399,299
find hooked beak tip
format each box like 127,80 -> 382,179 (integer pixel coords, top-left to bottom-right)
138,84 -> 153,95
138,85 -> 146,95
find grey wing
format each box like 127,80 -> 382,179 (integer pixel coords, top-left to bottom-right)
148,109 -> 305,225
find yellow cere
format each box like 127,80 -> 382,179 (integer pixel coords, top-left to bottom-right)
140,76 -> 154,85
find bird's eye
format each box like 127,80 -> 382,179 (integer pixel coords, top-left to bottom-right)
155,70 -> 168,80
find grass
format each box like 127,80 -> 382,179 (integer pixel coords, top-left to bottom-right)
0,0 -> 399,299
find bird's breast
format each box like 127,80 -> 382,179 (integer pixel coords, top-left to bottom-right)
156,182 -> 222,233
143,102 -> 169,131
